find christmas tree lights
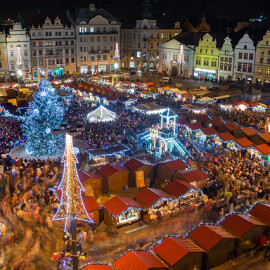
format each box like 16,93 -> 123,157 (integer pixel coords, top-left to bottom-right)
53,133 -> 94,231
23,80 -> 64,157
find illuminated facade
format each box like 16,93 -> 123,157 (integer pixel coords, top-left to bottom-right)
193,33 -> 219,80
218,37 -> 234,82
0,32 -> 8,81
6,23 -> 31,80
69,4 -> 120,75
254,30 -> 270,87
29,16 -> 76,78
121,19 -> 181,71
233,33 -> 255,81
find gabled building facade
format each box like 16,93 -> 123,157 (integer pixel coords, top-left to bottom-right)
233,33 -> 255,82
68,4 -> 121,75
0,32 -> 8,81
29,15 -> 76,77
193,33 -> 220,80
158,38 -> 194,78
254,30 -> 270,87
218,37 -> 234,82
6,23 -> 31,80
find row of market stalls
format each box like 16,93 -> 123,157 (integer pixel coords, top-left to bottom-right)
81,202 -> 270,270
220,101 -> 269,112
178,114 -> 270,161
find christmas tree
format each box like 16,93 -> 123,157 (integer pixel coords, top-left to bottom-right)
23,80 -> 64,157
53,133 -> 94,231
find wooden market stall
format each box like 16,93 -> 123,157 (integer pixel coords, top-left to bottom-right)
78,170 -> 103,197
234,101 -> 249,111
250,102 -> 267,112
152,236 -> 205,270
219,213 -> 266,250
248,203 -> 270,227
233,137 -> 254,150
97,164 -> 129,194
187,225 -> 237,269
173,169 -> 209,189
82,196 -> 100,225
102,196 -> 142,227
135,187 -> 174,222
123,158 -> 154,187
215,132 -> 236,148
112,250 -> 167,270
248,144 -> 270,161
164,180 -> 202,213
155,159 -> 188,184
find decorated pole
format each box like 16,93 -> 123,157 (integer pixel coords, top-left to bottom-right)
53,126 -> 94,270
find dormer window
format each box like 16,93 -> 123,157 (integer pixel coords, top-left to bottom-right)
244,45 -> 247,49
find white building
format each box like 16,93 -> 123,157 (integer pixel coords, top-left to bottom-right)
158,39 -> 194,78
233,33 -> 255,82
29,15 -> 76,77
218,37 -> 234,82
68,4 -> 120,74
6,23 -> 31,80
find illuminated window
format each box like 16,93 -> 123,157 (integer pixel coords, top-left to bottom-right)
244,53 -> 248,59
259,68 -> 263,74
239,52 -> 242,59
90,27 -> 94,32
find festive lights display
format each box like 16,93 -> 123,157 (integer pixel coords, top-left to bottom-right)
53,133 -> 94,232
23,80 -> 64,157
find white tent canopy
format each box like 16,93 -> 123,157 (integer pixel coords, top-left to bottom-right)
87,105 -> 116,123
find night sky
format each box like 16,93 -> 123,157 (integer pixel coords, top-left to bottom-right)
1,0 -> 270,22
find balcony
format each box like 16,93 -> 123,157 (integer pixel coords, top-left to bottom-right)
88,50 -> 110,54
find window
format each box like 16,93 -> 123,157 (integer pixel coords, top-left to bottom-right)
249,53 -> 253,60
268,50 -> 270,55
39,50 -> 42,55
243,64 -> 247,72
248,64 -> 252,72
97,37 -> 100,41
90,37 -> 94,42
220,63 -> 223,70
32,50 -> 36,56
157,34 -> 159,39
196,59 -> 201,65
45,32 -> 48,36
261,51 -> 264,55
84,47 -> 86,52
162,53 -> 167,59
91,55 -> 95,61
0,60 -> 2,68
211,61 -> 216,67
260,58 -> 264,63
200,49 -> 202,53
225,50 -> 228,55
25,63 -> 28,69
229,58 -> 232,63
71,49 -> 74,54
173,55 -> 178,61
103,55 -> 107,60
137,52 -> 141,58
90,27 -> 94,32
24,50 -> 28,56
80,47 -> 83,52
32,32 -> 35,37
244,45 -> 247,49
65,31 -> 68,36
224,64 -> 227,71
71,41 -> 74,45
239,52 -> 243,59
244,53 -> 248,59
268,59 -> 270,64
225,57 -> 228,62
138,43 -> 140,48
259,68 -> 263,74
32,42 -> 36,47
80,37 -> 82,42
267,69 -> 270,75
97,55 -> 101,60
103,36 -> 106,41
161,33 -> 164,39
71,58 -> 75,63
185,55 -> 189,62
228,65 -> 231,71
11,64 -> 14,70
204,60 -> 209,66
237,63 -> 242,71
38,32 -> 41,37
144,43 -> 146,48
221,57 -> 224,62
65,49 -> 69,54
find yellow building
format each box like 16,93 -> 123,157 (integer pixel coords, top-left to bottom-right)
193,33 -> 221,80
0,32 -> 7,82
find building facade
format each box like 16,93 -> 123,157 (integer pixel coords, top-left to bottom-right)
0,32 -> 8,81
158,39 -> 194,78
121,19 -> 181,71
69,4 -> 121,75
6,23 -> 31,80
218,37 -> 234,82
30,16 -> 76,78
233,33 -> 255,82
254,30 -> 270,87
193,33 -> 220,80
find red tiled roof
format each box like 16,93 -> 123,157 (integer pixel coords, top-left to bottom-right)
201,127 -> 218,136
217,132 -> 235,142
112,251 -> 166,270
135,188 -> 172,208
178,169 -> 209,183
152,237 -> 204,266
234,101 -> 249,107
102,196 -> 142,217
97,164 -> 129,178
81,265 -> 114,270
191,115 -> 211,122
83,196 -> 100,212
162,159 -> 188,173
224,122 -> 241,131
78,170 -> 103,183
186,123 -> 203,131
219,213 -> 265,238
241,127 -> 258,137
259,133 -> 270,143
124,158 -> 153,172
248,203 -> 270,226
255,144 -> 270,156
250,102 -> 267,108
165,180 -> 199,198
234,137 -> 253,148
210,118 -> 224,126
177,116 -> 189,126
188,225 -> 236,251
